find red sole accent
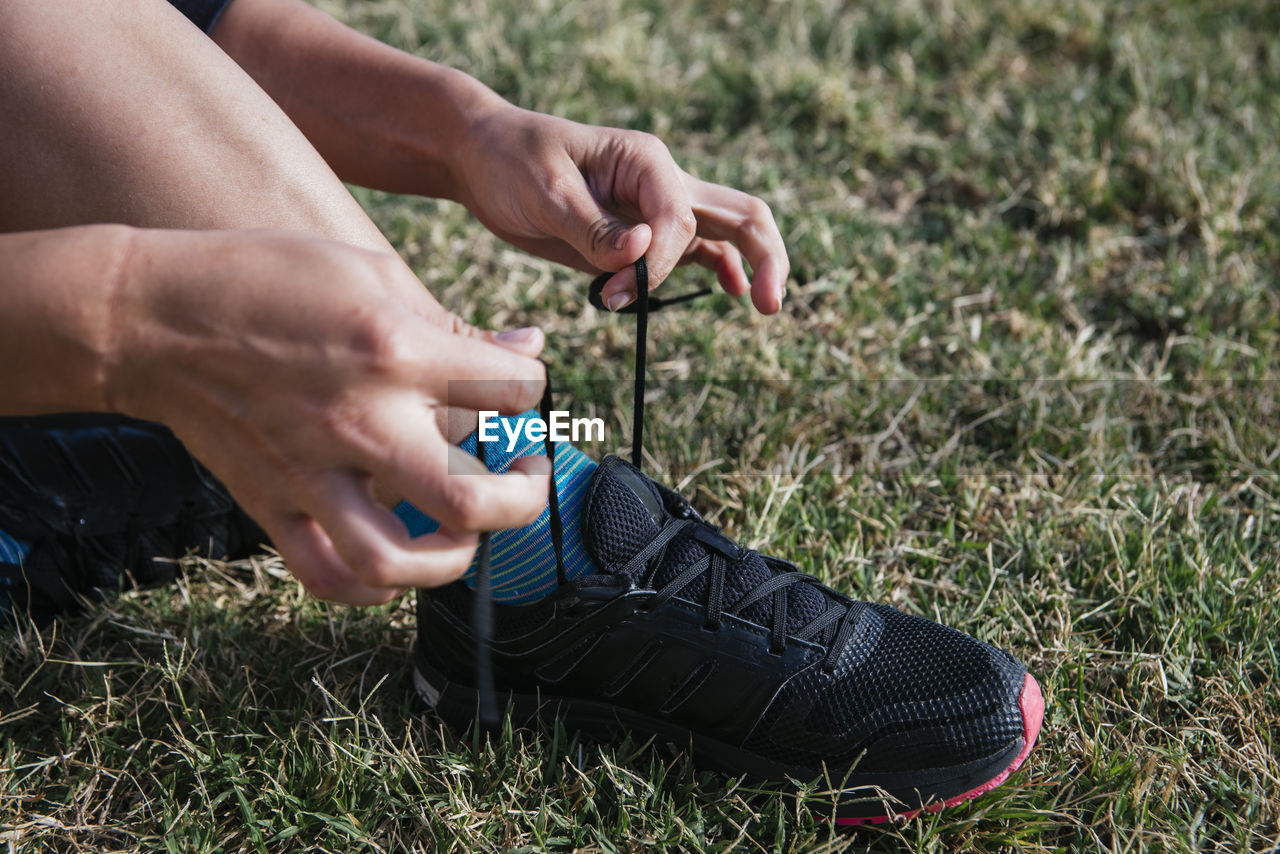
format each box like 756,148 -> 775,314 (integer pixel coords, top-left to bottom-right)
833,672 -> 1045,826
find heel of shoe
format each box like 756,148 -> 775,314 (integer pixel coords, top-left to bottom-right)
412,661 -> 496,730
412,666 -> 444,708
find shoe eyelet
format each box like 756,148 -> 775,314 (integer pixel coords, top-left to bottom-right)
767,645 -> 785,657
702,621 -> 721,632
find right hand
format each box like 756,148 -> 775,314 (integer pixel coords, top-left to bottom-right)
452,105 -> 790,315
106,228 -> 550,606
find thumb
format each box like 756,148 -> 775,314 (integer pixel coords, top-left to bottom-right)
488,324 -> 546,358
545,170 -> 649,272
417,299 -> 546,358
455,315 -> 546,360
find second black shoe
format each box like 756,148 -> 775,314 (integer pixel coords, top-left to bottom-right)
416,454 -> 1042,823
0,414 -> 267,623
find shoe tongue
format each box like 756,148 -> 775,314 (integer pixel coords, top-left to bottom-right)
582,455 -> 828,634
581,456 -> 668,573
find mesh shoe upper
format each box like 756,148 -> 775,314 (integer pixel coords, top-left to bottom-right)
743,603 -> 1026,771
582,457 -> 828,633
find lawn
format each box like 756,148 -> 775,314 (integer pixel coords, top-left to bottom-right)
3,0 -> 1278,850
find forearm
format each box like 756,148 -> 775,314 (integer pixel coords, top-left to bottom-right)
213,0 -> 507,201
0,223 -> 551,603
207,0 -> 789,311
0,226 -> 133,415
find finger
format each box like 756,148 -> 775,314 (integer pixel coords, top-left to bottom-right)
491,325 -> 546,359
413,327 -> 546,414
416,304 -> 548,361
745,253 -> 788,315
267,512 -> 406,605
305,470 -> 485,589
683,177 -> 790,315
600,140 -> 697,308
681,238 -> 750,298
375,440 -> 551,535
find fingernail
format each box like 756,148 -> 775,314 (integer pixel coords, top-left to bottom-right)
606,291 -> 635,312
612,228 -> 631,251
496,326 -> 538,343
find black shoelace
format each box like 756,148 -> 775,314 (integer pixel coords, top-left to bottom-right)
470,257 -> 863,724
587,255 -> 712,469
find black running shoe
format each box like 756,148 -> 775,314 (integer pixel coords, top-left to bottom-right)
0,414 -> 267,623
416,256 -> 1041,824
416,454 -> 1043,823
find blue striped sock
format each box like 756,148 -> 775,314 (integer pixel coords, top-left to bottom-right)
394,410 -> 597,604
0,530 -> 29,565
0,530 -> 31,621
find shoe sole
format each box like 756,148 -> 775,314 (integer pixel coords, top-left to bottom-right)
414,664 -> 1043,823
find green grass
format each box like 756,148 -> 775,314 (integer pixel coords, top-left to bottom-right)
4,0 -> 1279,850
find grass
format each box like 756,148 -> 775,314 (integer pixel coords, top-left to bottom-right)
3,0 -> 1279,850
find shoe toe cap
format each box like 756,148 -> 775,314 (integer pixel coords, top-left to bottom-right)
747,604 -> 1028,775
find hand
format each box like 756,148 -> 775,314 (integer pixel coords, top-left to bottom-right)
108,228 -> 551,606
453,105 -> 790,315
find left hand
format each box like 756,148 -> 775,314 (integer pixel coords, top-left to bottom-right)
452,104 -> 789,315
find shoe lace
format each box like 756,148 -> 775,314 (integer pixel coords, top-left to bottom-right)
470,257 -> 863,724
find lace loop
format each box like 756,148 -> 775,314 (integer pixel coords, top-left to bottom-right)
586,271 -> 712,316
588,263 -> 711,469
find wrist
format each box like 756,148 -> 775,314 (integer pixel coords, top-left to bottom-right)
97,224 -> 153,419
97,226 -> 209,425
0,224 -> 141,416
412,66 -> 510,204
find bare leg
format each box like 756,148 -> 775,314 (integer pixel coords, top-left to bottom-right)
0,0 -> 558,606
0,0 -> 388,249
0,0 -> 491,445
